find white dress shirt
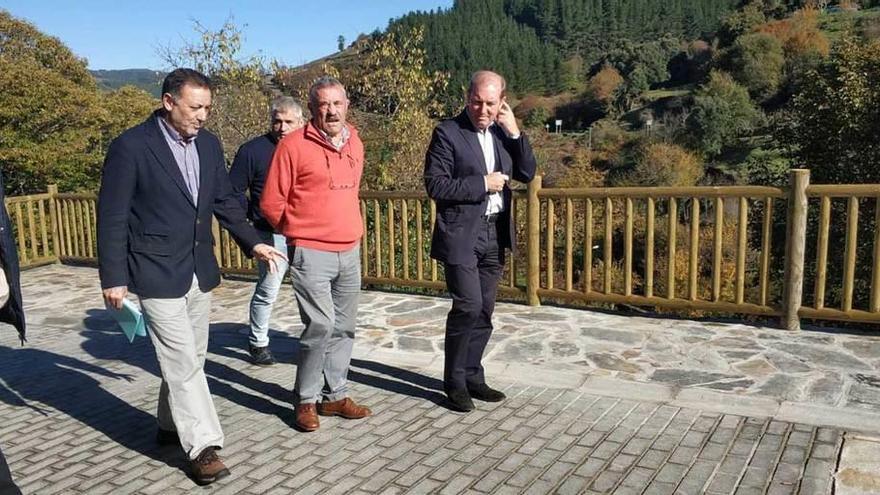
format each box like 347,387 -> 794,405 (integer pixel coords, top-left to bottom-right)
477,126 -> 503,216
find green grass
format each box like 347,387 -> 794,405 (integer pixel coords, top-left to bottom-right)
819,7 -> 880,43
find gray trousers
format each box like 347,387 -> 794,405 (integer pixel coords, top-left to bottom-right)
139,276 -> 223,460
290,246 -> 360,404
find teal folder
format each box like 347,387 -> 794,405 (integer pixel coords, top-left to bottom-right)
106,298 -> 147,343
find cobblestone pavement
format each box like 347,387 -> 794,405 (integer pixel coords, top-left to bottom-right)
1,265 -> 878,494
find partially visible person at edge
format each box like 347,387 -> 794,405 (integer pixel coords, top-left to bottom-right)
229,96 -> 305,366
424,70 -> 537,413
0,170 -> 25,494
97,68 -> 287,486
261,76 -> 371,432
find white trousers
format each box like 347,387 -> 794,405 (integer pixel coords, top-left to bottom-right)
139,276 -> 223,460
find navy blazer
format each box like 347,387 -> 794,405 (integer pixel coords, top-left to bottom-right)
97,111 -> 262,298
424,110 -> 537,265
0,172 -> 25,342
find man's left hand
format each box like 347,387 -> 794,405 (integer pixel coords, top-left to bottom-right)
496,100 -> 520,138
253,243 -> 288,273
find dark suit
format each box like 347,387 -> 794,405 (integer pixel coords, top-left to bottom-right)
0,172 -> 25,344
0,172 -> 23,494
424,110 -> 537,391
97,110 -> 262,459
97,111 -> 260,296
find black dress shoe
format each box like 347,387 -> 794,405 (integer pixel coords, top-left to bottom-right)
156,428 -> 179,446
467,383 -> 506,402
445,389 -> 475,412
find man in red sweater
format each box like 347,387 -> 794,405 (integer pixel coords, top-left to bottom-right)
261,77 -> 371,432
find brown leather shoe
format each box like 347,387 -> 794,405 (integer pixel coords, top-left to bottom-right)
191,447 -> 230,486
316,397 -> 372,419
295,403 -> 320,432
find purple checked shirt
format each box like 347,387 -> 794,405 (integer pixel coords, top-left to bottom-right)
157,115 -> 201,204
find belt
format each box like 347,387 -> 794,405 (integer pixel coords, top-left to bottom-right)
484,213 -> 500,223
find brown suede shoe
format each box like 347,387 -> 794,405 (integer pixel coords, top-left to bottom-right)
316,397 -> 372,419
295,403 -> 320,432
191,447 -> 230,486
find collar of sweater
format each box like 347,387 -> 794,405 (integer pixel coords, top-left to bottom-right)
305,121 -> 353,151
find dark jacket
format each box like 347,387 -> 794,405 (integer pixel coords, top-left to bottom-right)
424,110 -> 537,265
0,172 -> 25,343
228,133 -> 278,232
97,111 -> 262,298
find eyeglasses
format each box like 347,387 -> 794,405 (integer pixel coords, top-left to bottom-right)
326,152 -> 357,190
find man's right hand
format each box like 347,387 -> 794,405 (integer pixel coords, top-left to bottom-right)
103,286 -> 128,310
485,172 -> 509,193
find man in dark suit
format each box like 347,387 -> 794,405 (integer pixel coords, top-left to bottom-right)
0,171 -> 23,494
424,70 -> 537,412
97,68 -> 285,485
0,172 -> 24,346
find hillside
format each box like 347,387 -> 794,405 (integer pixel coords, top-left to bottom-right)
91,68 -> 164,96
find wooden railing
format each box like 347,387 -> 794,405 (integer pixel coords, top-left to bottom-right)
54,192 -> 100,264
797,183 -> 880,323
5,169 -> 880,328
533,181 -> 786,319
3,186 -> 58,268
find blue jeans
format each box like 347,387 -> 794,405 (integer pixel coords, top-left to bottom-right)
248,231 -> 290,347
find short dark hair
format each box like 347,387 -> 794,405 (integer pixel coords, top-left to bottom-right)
161,68 -> 213,99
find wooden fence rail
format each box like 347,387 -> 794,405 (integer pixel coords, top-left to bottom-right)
5,169 -> 880,328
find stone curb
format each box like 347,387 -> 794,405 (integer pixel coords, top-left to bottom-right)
836,433 -> 880,495
354,347 -> 880,434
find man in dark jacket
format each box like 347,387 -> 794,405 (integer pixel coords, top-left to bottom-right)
424,70 -> 537,412
229,96 -> 304,365
0,172 -> 25,344
97,68 -> 286,485
0,171 -> 24,494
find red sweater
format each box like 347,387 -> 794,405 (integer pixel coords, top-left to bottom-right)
260,122 -> 364,251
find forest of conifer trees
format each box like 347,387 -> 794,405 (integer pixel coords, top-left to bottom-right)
391,0 -> 740,101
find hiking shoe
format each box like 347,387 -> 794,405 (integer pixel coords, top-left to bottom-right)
191,446 -> 230,485
249,345 -> 276,366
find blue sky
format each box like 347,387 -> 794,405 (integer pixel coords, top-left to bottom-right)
2,1 -> 453,70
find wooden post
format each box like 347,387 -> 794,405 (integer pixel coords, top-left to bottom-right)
871,197 -> 880,312
584,198 -> 593,294
526,176 -> 542,306
401,200 -> 409,280
361,200 -> 369,277
47,184 -> 60,263
842,197 -> 859,312
645,198 -> 654,297
782,169 -> 810,330
546,199 -> 555,290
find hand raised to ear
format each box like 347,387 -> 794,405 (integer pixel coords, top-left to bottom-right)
495,100 -> 520,137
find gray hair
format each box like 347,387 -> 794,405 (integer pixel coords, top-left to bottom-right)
308,76 -> 347,107
468,70 -> 506,97
269,96 -> 303,121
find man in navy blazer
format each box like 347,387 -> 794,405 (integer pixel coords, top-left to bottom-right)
425,70 -> 537,412
97,68 -> 285,485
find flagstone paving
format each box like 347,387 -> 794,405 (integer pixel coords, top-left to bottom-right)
1,264 -> 879,493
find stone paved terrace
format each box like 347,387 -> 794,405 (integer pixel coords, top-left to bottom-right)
2,264 -> 880,494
